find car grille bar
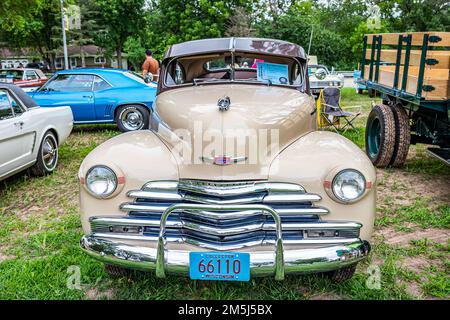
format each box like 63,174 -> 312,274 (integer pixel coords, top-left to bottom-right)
104,180 -> 361,250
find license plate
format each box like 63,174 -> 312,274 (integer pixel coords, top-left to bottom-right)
189,252 -> 250,282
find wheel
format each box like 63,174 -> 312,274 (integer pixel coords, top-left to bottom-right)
357,88 -> 363,95
116,105 -> 149,132
368,88 -> 376,98
104,264 -> 134,278
365,104 -> 396,168
30,131 -> 58,176
389,104 -> 410,167
324,264 -> 357,283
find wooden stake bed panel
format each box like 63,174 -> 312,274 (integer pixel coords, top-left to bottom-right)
363,32 -> 450,101
366,32 -> 450,46
365,50 -> 450,69
364,66 -> 449,100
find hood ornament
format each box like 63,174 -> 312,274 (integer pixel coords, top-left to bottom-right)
218,96 -> 230,111
200,155 -> 247,166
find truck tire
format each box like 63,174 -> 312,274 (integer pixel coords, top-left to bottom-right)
368,88 -> 376,98
324,264 -> 357,283
30,130 -> 59,176
116,105 -> 149,132
389,104 -> 410,167
365,104 -> 396,167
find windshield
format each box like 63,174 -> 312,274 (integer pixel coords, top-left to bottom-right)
164,52 -> 306,89
0,70 -> 23,81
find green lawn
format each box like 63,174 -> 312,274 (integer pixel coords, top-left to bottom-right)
0,88 -> 448,300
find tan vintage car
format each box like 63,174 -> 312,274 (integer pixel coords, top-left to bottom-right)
78,38 -> 376,282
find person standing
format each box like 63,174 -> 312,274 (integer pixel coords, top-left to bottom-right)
142,49 -> 159,81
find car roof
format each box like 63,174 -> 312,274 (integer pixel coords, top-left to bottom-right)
55,68 -> 128,75
0,83 -> 38,108
163,37 -> 306,62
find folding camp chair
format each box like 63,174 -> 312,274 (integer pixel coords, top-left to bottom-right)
317,87 -> 361,132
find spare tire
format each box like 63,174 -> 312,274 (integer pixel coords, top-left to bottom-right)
365,104 -> 396,167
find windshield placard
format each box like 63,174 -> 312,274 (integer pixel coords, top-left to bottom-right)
257,62 -> 289,84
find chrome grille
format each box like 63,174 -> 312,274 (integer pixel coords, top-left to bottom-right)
91,180 -> 361,249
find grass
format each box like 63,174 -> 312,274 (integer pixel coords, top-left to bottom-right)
0,90 -> 448,300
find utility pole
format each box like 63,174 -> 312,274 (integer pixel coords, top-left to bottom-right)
307,25 -> 314,57
60,0 -> 69,69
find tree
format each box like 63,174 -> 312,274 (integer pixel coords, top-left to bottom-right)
0,0 -> 68,71
67,0 -> 103,67
225,7 -> 255,37
95,0 -> 147,68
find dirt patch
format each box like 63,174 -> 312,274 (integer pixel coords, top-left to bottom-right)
376,168 -> 450,210
374,227 -> 450,247
398,256 -> 443,274
399,279 -> 423,298
85,287 -> 115,300
310,292 -> 343,300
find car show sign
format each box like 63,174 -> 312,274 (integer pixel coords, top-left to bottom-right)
256,62 -> 289,84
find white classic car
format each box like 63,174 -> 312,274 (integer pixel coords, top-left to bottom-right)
308,64 -> 344,96
0,84 -> 73,181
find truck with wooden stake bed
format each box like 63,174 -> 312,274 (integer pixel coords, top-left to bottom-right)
356,32 -> 450,167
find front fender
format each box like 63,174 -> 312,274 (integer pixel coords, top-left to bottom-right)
78,130 -> 178,233
269,131 -> 376,240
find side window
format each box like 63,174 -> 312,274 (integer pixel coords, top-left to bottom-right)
25,71 -> 38,80
10,94 -> 24,116
93,76 -> 111,91
45,74 -> 94,92
0,90 -> 14,120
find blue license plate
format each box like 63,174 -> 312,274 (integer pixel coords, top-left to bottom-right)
189,252 -> 250,282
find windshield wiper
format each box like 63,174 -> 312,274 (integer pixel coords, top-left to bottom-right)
192,78 -> 228,86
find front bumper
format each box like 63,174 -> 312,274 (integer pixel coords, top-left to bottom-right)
81,235 -> 370,278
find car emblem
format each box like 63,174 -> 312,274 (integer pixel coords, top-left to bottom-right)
200,156 -> 247,166
218,96 -> 230,111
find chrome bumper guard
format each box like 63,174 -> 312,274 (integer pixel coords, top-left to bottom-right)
80,204 -> 371,280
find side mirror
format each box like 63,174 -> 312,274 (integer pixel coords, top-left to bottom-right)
315,68 -> 327,80
144,73 -> 154,83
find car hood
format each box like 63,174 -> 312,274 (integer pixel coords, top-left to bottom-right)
152,84 -> 316,180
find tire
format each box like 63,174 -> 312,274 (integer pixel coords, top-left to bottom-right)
324,264 -> 357,283
357,88 -> 363,95
104,264 -> 134,278
389,104 -> 410,167
116,105 -> 149,132
368,88 -> 376,98
30,130 -> 58,176
365,104 -> 396,168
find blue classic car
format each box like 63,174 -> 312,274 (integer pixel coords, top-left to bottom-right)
29,68 -> 156,132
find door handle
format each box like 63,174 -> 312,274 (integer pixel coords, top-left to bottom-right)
83,95 -> 93,99
14,121 -> 24,129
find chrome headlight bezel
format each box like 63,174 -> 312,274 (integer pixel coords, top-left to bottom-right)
331,169 -> 366,203
85,165 -> 118,199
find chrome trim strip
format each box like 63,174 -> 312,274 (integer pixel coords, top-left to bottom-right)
131,180 -> 308,198
91,232 -> 361,249
119,202 -> 329,216
263,193 -> 321,203
80,236 -> 371,276
90,217 -> 359,237
127,190 -> 183,201
126,190 -> 321,204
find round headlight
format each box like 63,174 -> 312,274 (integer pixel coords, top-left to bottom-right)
332,169 -> 366,202
86,166 -> 117,198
